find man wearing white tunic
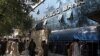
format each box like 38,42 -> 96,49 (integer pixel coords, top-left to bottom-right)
70,40 -> 80,56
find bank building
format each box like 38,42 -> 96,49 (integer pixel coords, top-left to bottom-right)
31,0 -> 100,56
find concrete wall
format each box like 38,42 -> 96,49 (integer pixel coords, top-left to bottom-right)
31,29 -> 50,56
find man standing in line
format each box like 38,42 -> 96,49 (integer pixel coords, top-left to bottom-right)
28,39 -> 36,56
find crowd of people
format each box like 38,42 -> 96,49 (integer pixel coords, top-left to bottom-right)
0,38 -> 36,56
0,38 -> 99,56
48,40 -> 99,56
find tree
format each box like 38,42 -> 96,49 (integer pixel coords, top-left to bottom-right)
0,0 -> 34,36
32,0 -> 40,3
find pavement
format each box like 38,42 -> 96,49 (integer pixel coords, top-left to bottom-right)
48,51 -> 65,56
